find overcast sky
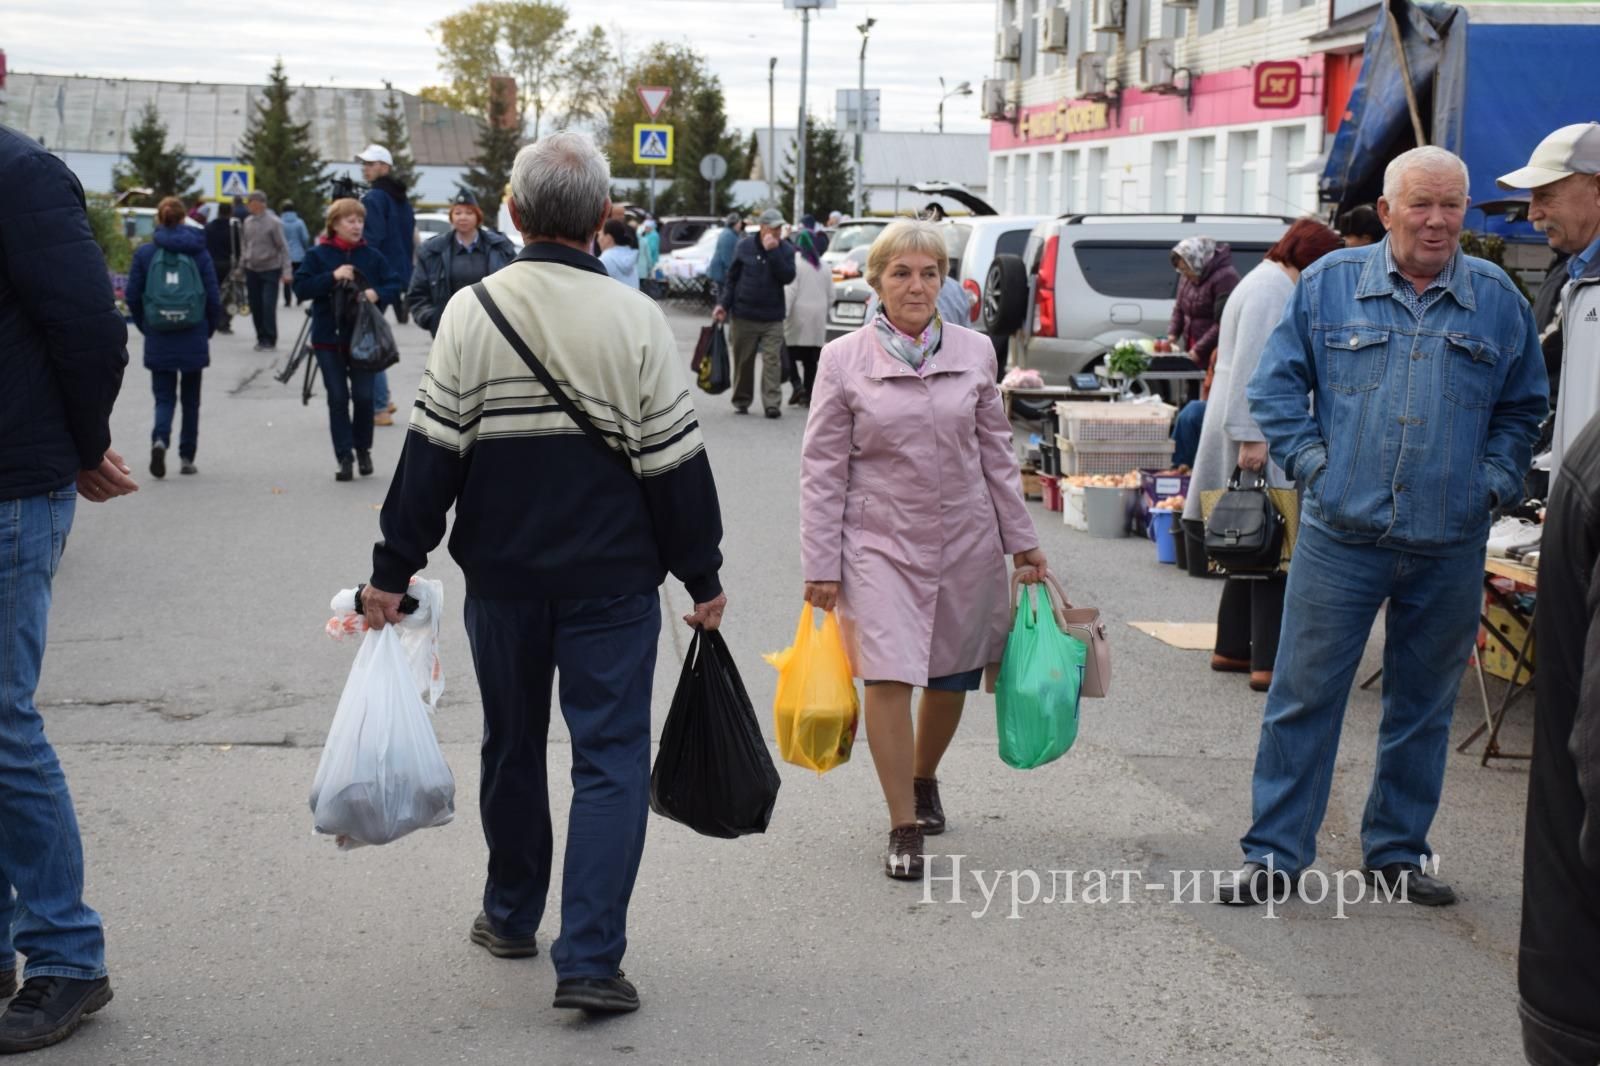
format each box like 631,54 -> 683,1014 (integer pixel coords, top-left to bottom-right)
5,0 -> 996,135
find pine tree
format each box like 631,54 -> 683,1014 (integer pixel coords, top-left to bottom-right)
778,118 -> 854,221
112,103 -> 200,199
460,92 -> 522,212
237,59 -> 329,217
377,82 -> 422,204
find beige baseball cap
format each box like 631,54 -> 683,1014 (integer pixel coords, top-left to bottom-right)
1497,122 -> 1600,190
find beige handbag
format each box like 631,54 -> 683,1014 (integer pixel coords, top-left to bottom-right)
995,571 -> 1111,698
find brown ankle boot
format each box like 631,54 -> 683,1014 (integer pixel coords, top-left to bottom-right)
885,824 -> 925,881
913,777 -> 946,835
1250,671 -> 1273,692
1211,653 -> 1250,673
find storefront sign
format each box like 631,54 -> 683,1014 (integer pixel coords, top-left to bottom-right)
1254,62 -> 1303,108
1015,98 -> 1112,144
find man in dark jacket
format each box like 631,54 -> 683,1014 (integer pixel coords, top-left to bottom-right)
712,207 -> 796,418
405,190 -> 516,337
1519,410 -> 1600,1065
204,201 -> 236,333
357,144 -> 415,423
0,122 -> 136,1053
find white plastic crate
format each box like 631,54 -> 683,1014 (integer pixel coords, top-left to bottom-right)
1062,480 -> 1087,530
1058,437 -> 1176,477
1055,401 -> 1177,446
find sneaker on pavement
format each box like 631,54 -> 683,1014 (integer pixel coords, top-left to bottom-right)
468,912 -> 539,958
0,976 -> 113,1054
552,971 -> 638,1014
179,461 -> 198,476
149,442 -> 166,480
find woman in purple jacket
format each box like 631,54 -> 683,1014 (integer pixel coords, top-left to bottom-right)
800,219 -> 1048,881
1167,236 -> 1241,388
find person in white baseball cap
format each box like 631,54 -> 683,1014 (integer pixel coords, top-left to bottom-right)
354,144 -> 393,168
1498,122 -> 1600,484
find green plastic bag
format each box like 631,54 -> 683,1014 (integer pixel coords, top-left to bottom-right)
996,582 -> 1087,769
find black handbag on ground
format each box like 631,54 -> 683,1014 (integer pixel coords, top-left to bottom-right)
1204,466 -> 1285,576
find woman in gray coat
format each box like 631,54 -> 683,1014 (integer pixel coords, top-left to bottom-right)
1183,219 -> 1343,689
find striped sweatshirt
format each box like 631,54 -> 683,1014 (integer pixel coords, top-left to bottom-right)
371,241 -> 724,602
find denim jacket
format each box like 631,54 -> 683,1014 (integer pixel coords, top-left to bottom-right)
1247,241 -> 1549,553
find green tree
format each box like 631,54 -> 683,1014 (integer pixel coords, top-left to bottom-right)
460,91 -> 522,212
778,117 -> 853,221
605,42 -> 741,215
426,0 -> 571,136
377,82 -> 422,204
111,103 -> 200,199
85,194 -> 133,273
237,59 -> 329,216
557,24 -> 616,137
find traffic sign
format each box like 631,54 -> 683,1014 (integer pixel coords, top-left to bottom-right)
637,86 -> 671,119
699,153 -> 728,181
214,163 -> 254,199
633,124 -> 674,167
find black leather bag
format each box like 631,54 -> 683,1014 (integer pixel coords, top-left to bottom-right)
1204,466 -> 1285,575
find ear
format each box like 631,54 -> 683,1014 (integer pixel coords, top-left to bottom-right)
595,199 -> 613,237
509,199 -> 524,235
1376,198 -> 1393,230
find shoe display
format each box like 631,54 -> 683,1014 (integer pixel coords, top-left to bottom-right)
149,442 -> 166,480
468,912 -> 540,958
1486,517 -> 1541,559
357,450 -> 374,477
913,777 -> 946,835
0,976 -> 113,1054
552,972 -> 638,1014
885,824 -> 925,880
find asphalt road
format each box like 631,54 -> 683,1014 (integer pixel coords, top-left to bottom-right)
30,298 -> 1535,1065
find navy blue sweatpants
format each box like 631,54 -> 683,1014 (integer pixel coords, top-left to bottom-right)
463,592 -> 660,980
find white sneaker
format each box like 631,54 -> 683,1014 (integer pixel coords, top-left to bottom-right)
1486,517 -> 1541,558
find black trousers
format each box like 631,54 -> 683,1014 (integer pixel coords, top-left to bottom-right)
789,345 -> 821,395
245,269 -> 279,344
1214,574 -> 1287,672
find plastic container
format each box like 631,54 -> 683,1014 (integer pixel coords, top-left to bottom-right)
1057,436 -> 1177,477
1041,475 -> 1063,512
1062,482 -> 1088,530
1150,510 -> 1178,563
1083,486 -> 1130,539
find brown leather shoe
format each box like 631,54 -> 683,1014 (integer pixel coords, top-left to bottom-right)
1249,671 -> 1273,692
885,825 -> 925,881
913,777 -> 946,835
1210,654 -> 1250,673
374,411 -> 394,426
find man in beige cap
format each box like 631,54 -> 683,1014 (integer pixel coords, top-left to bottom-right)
1498,122 -> 1600,483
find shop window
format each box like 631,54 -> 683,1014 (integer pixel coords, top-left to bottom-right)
1199,0 -> 1226,34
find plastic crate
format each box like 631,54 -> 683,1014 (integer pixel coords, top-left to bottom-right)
1054,401 -> 1177,445
1058,437 -> 1176,477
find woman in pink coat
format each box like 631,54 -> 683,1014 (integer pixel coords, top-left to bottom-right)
799,219 -> 1048,881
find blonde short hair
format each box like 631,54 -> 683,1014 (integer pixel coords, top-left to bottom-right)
324,197 -> 366,237
865,219 -> 949,291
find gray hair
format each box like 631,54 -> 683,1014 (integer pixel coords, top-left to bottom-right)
509,131 -> 611,242
1382,146 -> 1470,203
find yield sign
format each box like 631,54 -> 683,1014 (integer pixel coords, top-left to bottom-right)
637,86 -> 671,118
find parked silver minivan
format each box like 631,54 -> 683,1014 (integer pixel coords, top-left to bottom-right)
984,214 -> 1294,381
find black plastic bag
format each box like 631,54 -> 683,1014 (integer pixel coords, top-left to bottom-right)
650,628 -> 780,838
697,323 -> 730,395
349,298 -> 401,372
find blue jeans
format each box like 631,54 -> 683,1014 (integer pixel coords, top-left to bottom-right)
0,488 -> 107,980
1240,522 -> 1485,874
313,348 -> 376,462
1173,400 -> 1205,469
372,370 -> 390,413
463,593 -> 660,980
151,369 -> 203,461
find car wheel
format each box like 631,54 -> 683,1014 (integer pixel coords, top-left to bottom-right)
982,254 -> 1029,336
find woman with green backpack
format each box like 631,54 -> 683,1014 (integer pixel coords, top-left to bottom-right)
125,196 -> 223,478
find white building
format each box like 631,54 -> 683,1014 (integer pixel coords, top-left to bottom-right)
985,0 -> 1371,216
750,127 -> 991,215
0,72 -> 481,202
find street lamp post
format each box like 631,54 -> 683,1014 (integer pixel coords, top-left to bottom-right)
854,18 -> 875,218
795,7 -> 812,224
938,77 -> 973,135
768,57 -> 778,208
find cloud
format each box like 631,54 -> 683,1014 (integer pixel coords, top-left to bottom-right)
3,0 -> 994,134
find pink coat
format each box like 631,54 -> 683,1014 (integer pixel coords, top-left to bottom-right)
800,321 -> 1039,686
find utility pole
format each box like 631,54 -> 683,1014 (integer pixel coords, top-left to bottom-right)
795,6 -> 811,223
854,18 -> 875,218
768,57 -> 777,209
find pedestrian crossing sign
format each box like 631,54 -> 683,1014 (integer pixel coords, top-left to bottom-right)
214,163 -> 254,199
632,124 -> 673,167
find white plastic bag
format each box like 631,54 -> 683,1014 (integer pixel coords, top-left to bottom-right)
326,578 -> 446,709
308,625 -> 455,849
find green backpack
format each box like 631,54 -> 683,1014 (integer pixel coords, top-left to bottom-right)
143,248 -> 206,332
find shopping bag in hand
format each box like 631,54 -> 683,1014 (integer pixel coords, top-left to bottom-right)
651,628 -> 781,837
309,625 -> 455,848
765,605 -> 859,774
698,323 -> 730,395
348,298 -> 401,372
995,582 -> 1087,769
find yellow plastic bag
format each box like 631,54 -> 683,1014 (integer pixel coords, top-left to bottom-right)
764,605 -> 860,774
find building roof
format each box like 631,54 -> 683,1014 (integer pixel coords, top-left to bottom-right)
751,127 -> 989,189
0,72 -> 479,166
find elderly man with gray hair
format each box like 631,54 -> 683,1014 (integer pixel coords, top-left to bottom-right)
361,130 -> 728,1015
1214,146 -> 1549,908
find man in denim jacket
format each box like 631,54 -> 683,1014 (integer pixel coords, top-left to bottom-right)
1218,147 -> 1549,908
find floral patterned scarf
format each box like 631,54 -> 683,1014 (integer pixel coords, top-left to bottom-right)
872,304 -> 942,371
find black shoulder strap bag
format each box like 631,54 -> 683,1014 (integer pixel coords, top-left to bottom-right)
470,281 -> 637,479
1204,466 -> 1285,577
